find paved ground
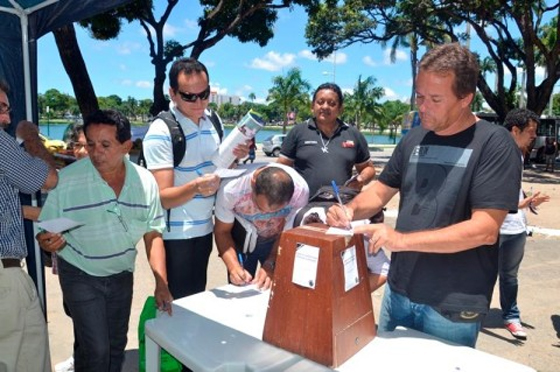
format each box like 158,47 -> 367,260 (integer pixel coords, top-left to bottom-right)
45,148 -> 560,371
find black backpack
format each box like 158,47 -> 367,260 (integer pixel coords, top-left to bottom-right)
137,109 -> 223,168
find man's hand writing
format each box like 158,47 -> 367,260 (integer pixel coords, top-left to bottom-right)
326,203 -> 354,228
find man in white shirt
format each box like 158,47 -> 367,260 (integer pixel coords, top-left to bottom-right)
214,164 -> 308,290
500,108 -> 550,340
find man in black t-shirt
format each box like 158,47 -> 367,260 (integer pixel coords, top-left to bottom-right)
327,43 -> 521,348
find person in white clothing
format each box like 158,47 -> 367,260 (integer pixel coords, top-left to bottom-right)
500,108 -> 550,340
214,163 -> 309,290
142,58 -> 248,300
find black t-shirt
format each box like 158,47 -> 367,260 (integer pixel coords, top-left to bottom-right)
379,120 -> 521,315
280,119 -> 370,197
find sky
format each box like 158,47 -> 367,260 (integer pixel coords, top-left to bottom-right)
36,1 -> 551,107
37,2 -> 416,105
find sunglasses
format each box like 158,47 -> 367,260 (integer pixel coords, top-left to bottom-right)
177,86 -> 211,103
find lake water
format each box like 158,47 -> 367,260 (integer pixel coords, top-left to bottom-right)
39,122 -> 400,145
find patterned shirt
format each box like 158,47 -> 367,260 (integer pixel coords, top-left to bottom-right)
0,130 -> 49,259
215,163 -> 309,239
39,158 -> 165,276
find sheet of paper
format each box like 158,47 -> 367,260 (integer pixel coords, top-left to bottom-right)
214,168 -> 246,178
38,217 -> 83,233
292,243 -> 320,289
341,245 -> 359,292
326,226 -> 354,236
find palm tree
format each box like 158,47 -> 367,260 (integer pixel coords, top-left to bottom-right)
248,92 -> 256,107
383,32 -> 419,111
344,75 -> 384,131
267,68 -> 311,133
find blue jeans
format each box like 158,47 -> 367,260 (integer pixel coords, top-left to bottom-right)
378,284 -> 481,347
58,258 -> 133,372
238,237 -> 275,277
498,232 -> 526,323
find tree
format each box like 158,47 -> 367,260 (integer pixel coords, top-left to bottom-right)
41,89 -> 74,117
79,0 -> 318,116
267,68 -> 312,133
248,92 -> 256,107
305,1 -> 560,120
53,24 -> 99,118
343,75 -> 384,131
382,32 -> 420,111
379,100 -> 410,143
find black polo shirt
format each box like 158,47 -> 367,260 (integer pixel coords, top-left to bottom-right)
280,118 -> 370,197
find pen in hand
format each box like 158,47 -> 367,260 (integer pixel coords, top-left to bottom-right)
331,180 -> 352,229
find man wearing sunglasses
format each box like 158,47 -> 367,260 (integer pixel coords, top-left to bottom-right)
142,58 -> 248,301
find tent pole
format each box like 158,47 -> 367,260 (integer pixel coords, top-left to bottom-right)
19,8 -> 47,315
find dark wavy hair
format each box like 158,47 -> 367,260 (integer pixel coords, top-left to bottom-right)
503,108 -> 540,132
83,109 -> 131,144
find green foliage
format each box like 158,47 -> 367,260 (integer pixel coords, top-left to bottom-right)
305,0 -> 560,120
267,68 -> 312,133
342,75 -> 384,131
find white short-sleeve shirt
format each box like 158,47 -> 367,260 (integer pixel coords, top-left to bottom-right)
143,104 -> 221,240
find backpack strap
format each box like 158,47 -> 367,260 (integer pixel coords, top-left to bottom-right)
151,111 -> 186,232
156,111 -> 186,169
206,109 -> 224,141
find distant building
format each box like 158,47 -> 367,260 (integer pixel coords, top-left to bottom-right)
209,89 -> 241,106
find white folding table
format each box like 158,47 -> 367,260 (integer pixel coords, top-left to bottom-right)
145,284 -> 535,372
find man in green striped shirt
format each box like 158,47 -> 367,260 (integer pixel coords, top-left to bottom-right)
37,109 -> 172,371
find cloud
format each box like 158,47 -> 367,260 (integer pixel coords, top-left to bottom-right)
211,84 -> 227,95
383,49 -> 407,65
299,50 -> 317,61
116,42 -> 142,55
363,56 -> 378,67
383,87 -> 398,99
325,51 -> 347,64
184,19 -> 198,30
249,51 -> 296,71
163,24 -> 180,38
136,81 -> 152,89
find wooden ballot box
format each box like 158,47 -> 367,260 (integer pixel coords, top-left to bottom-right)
263,224 -> 376,367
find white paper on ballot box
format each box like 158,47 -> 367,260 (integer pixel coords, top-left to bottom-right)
212,111 -> 264,169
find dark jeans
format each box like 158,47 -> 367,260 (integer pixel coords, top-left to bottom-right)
498,232 -> 526,322
164,233 -> 213,299
58,258 -> 133,372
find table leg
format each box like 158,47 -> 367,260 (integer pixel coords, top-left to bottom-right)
146,333 -> 161,372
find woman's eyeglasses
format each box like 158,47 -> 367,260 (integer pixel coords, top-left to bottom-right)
177,86 -> 211,103
0,103 -> 11,115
